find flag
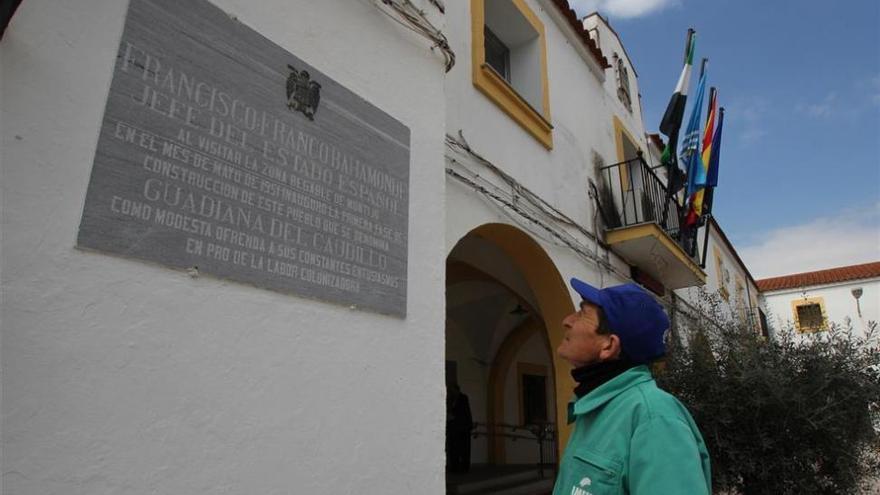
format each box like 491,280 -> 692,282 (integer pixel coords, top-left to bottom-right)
700,107 -> 725,217
684,87 -> 717,227
706,106 -> 724,188
660,29 -> 696,138
681,60 -> 707,199
658,30 -> 696,194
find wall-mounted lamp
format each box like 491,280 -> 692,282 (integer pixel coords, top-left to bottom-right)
851,287 -> 863,318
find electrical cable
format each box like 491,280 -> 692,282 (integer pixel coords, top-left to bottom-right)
445,132 -> 732,329
372,0 -> 455,72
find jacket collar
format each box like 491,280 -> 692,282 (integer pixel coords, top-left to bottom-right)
568,365 -> 653,421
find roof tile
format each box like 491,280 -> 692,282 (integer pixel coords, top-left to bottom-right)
756,261 -> 880,292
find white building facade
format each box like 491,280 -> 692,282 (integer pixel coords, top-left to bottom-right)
758,262 -> 880,339
2,1 -> 447,493
1,0 -> 774,493
672,217 -> 767,338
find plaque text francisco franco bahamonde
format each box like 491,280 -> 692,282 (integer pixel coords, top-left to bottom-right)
78,0 -> 410,316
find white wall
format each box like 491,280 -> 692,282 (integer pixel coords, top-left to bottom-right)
583,15 -> 648,154
675,223 -> 762,328
763,278 -> 880,339
446,0 -> 627,231
443,0 -> 636,287
0,0 -> 447,493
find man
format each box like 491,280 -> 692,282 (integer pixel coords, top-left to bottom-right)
552,279 -> 711,495
446,383 -> 473,473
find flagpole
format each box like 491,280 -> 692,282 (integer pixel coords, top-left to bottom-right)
684,28 -> 695,62
681,57 -> 709,256
704,107 -> 724,215
660,29 -> 696,228
699,105 -> 723,268
700,214 -> 712,269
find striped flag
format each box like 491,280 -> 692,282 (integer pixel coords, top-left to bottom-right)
682,60 -> 708,199
700,107 -> 725,217
685,87 -> 717,227
706,106 -> 724,189
658,29 -> 696,193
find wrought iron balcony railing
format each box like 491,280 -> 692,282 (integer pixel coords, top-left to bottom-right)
595,156 -> 699,258
471,421 -> 557,477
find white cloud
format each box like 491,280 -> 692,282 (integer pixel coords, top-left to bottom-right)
864,74 -> 880,106
738,204 -> 880,279
728,96 -> 768,145
569,0 -> 678,19
796,92 -> 838,118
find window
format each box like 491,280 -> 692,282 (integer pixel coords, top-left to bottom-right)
792,297 -> 827,333
615,55 -> 632,111
797,304 -> 823,330
735,276 -> 746,319
471,0 -> 552,148
588,27 -> 600,48
758,309 -> 769,339
484,26 -> 510,82
521,374 -> 547,425
714,247 -> 729,300
613,115 -> 644,204
517,363 -> 548,426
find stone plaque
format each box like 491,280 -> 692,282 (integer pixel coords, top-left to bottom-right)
78,0 -> 410,316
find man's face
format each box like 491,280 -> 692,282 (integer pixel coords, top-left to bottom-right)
557,302 -> 614,368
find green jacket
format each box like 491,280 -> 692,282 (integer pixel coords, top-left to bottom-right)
552,365 -> 711,495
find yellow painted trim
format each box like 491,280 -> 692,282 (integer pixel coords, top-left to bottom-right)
471,0 -> 553,149
791,296 -> 828,333
605,223 -> 707,284
471,0 -> 485,77
612,115 -> 642,191
516,362 -> 549,426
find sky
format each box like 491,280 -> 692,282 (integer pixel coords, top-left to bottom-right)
569,0 -> 880,279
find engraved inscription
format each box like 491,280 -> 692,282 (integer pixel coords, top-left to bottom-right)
78,0 -> 409,316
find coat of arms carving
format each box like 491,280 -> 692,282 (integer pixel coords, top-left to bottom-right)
286,64 -> 321,120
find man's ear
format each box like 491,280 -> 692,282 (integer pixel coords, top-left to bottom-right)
599,334 -> 622,362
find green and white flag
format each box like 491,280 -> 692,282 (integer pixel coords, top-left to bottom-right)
659,29 -> 696,194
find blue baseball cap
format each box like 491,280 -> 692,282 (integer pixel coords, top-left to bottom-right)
570,278 -> 669,364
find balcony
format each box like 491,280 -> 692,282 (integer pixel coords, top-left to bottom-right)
595,156 -> 706,291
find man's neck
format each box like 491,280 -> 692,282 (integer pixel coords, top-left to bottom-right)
571,358 -> 635,398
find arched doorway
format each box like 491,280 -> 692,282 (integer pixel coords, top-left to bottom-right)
445,223 -> 575,492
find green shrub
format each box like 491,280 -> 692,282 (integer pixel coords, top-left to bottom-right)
658,294 -> 880,494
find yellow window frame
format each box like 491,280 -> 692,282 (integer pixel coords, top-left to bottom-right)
517,362 -> 549,426
471,0 -> 553,149
791,297 -> 828,333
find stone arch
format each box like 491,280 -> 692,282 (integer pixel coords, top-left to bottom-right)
446,223 -> 576,463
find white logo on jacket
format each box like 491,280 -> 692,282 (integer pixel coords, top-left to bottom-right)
570,477 -> 593,495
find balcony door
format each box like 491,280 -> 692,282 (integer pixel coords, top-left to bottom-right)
620,132 -> 650,224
